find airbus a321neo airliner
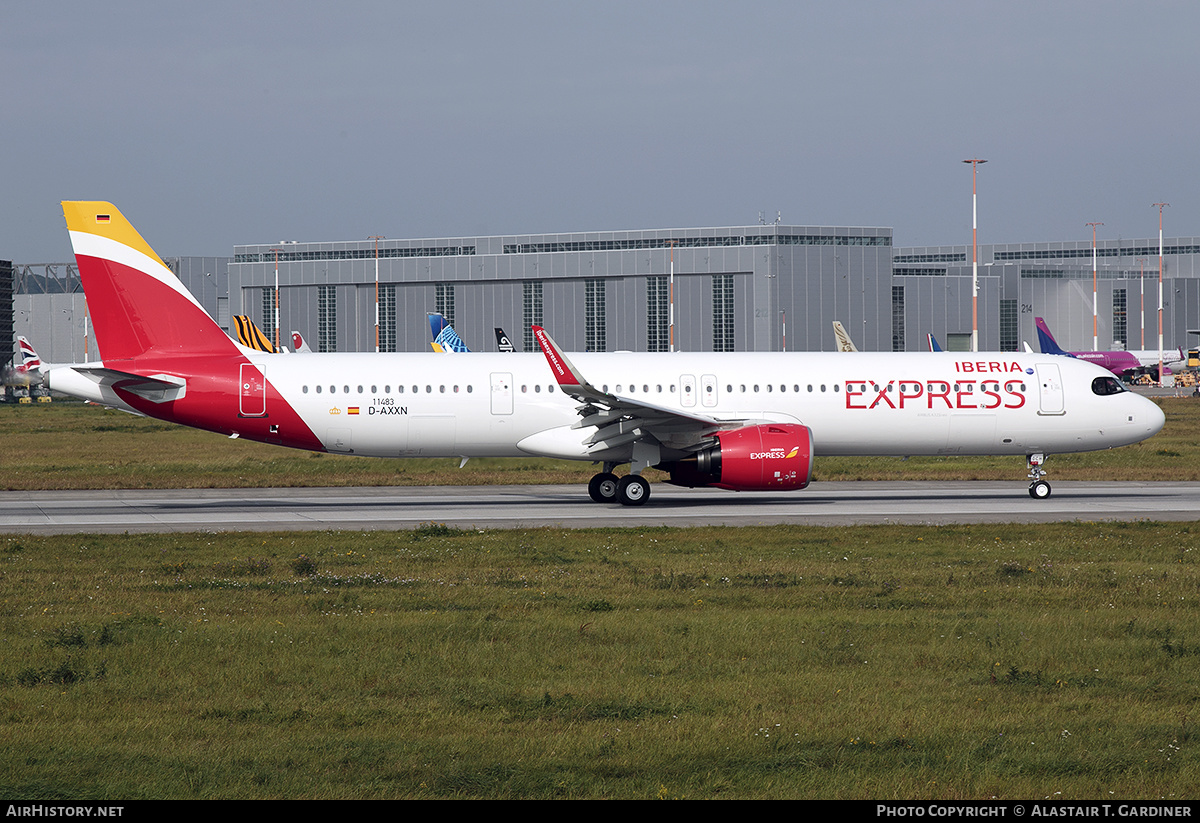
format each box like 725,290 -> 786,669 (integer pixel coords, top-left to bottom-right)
46,202 -> 1165,505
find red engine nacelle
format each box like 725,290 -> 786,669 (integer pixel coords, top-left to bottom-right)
663,423 -> 813,492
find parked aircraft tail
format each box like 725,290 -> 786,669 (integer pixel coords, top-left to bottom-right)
17,336 -> 44,375
234,315 -> 278,353
428,312 -> 470,353
926,334 -> 942,352
3,336 -> 44,386
832,321 -> 858,352
1034,317 -> 1073,358
495,328 -> 515,352
291,331 -> 312,353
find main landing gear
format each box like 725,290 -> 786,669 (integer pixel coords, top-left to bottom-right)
1027,453 -> 1051,500
587,464 -> 650,506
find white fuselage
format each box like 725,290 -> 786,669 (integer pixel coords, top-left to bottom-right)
241,349 -> 1163,461
1128,348 -> 1185,371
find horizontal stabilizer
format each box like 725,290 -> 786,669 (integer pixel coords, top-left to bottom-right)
48,366 -> 187,405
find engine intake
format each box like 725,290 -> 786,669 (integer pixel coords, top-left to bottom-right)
663,423 -> 813,491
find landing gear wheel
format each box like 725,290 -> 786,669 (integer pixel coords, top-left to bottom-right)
588,472 -> 620,504
1029,480 -> 1052,500
616,474 -> 650,507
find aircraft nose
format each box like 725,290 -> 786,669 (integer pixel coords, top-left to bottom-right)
1146,397 -> 1166,435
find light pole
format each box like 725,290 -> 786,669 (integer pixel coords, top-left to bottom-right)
963,159 -> 987,351
1086,222 -> 1103,350
369,236 -> 385,353
1136,257 -> 1146,350
668,241 -> 676,353
270,248 -> 282,351
1154,202 -> 1169,383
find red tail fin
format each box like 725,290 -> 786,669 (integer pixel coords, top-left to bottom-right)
62,202 -> 238,362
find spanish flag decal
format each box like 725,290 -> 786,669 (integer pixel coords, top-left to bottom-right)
348,407 -> 360,415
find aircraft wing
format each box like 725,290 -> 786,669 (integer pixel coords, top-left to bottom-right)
531,325 -> 742,457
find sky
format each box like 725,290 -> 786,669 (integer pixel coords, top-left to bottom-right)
5,0 -> 1199,262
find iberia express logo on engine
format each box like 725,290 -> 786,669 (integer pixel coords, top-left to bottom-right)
751,446 -> 801,460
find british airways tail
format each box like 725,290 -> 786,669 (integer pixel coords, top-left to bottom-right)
17,337 -> 44,375
1034,317 -> 1073,358
3,336 -> 45,387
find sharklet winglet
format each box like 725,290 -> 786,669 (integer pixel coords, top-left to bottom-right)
532,325 -> 589,392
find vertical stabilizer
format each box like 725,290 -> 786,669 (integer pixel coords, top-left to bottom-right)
61,201 -> 238,362
1034,317 -> 1071,357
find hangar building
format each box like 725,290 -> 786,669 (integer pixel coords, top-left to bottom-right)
228,224 -> 894,355
7,223 -> 1200,367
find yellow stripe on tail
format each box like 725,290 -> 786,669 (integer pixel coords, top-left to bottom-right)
62,201 -> 167,268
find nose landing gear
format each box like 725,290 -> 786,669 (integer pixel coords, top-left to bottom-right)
1027,453 -> 1051,499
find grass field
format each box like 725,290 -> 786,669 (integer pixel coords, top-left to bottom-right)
3,396 -> 1198,489
1,523 -> 1198,799
3,398 -> 1198,799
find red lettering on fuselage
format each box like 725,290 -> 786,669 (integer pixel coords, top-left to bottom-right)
927,381 -> 953,409
842,376 -> 1027,411
955,380 -> 976,409
869,385 -> 895,409
845,383 -> 867,409
898,382 -> 924,407
981,382 -> 1002,409
1003,380 -> 1026,409
956,361 -> 1022,373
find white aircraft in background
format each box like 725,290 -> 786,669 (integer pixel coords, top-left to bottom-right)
4,337 -> 55,387
48,201 -> 1165,504
13,337 -> 48,379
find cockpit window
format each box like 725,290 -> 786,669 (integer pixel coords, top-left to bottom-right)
1091,376 -> 1126,396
